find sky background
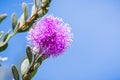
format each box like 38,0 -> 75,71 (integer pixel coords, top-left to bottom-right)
0,0 -> 120,80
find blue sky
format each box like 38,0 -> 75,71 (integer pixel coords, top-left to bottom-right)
0,0 -> 120,80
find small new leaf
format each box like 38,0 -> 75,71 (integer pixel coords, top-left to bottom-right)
12,65 -> 20,80
21,24 -> 29,32
37,10 -> 44,18
0,14 -> 7,23
0,31 -> 4,39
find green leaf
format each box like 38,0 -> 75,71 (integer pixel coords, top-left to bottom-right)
0,32 -> 10,52
0,14 -> 7,23
22,2 -> 28,21
3,32 -> 9,42
0,30 -> 11,52
21,58 -> 29,75
12,13 -> 18,30
14,22 -> 20,33
12,65 -> 20,80
26,46 -> 33,64
27,68 -> 37,80
34,0 -> 40,8
0,42 -> 8,52
31,4 -> 37,16
34,56 -> 43,69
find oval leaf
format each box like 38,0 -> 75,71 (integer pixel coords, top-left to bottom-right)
3,32 -> 9,42
0,14 -> 7,23
12,65 -> 20,80
31,4 -> 37,16
21,58 -> 29,75
34,57 -> 43,69
12,13 -> 18,30
27,69 -> 37,80
0,32 -> 10,52
22,2 -> 28,21
34,0 -> 40,8
26,46 -> 33,64
0,42 -> 8,52
14,22 -> 20,33
19,13 -> 25,27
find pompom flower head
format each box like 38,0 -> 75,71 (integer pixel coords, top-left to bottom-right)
27,15 -> 72,58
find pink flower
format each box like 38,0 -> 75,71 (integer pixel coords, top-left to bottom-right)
27,15 -> 72,57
